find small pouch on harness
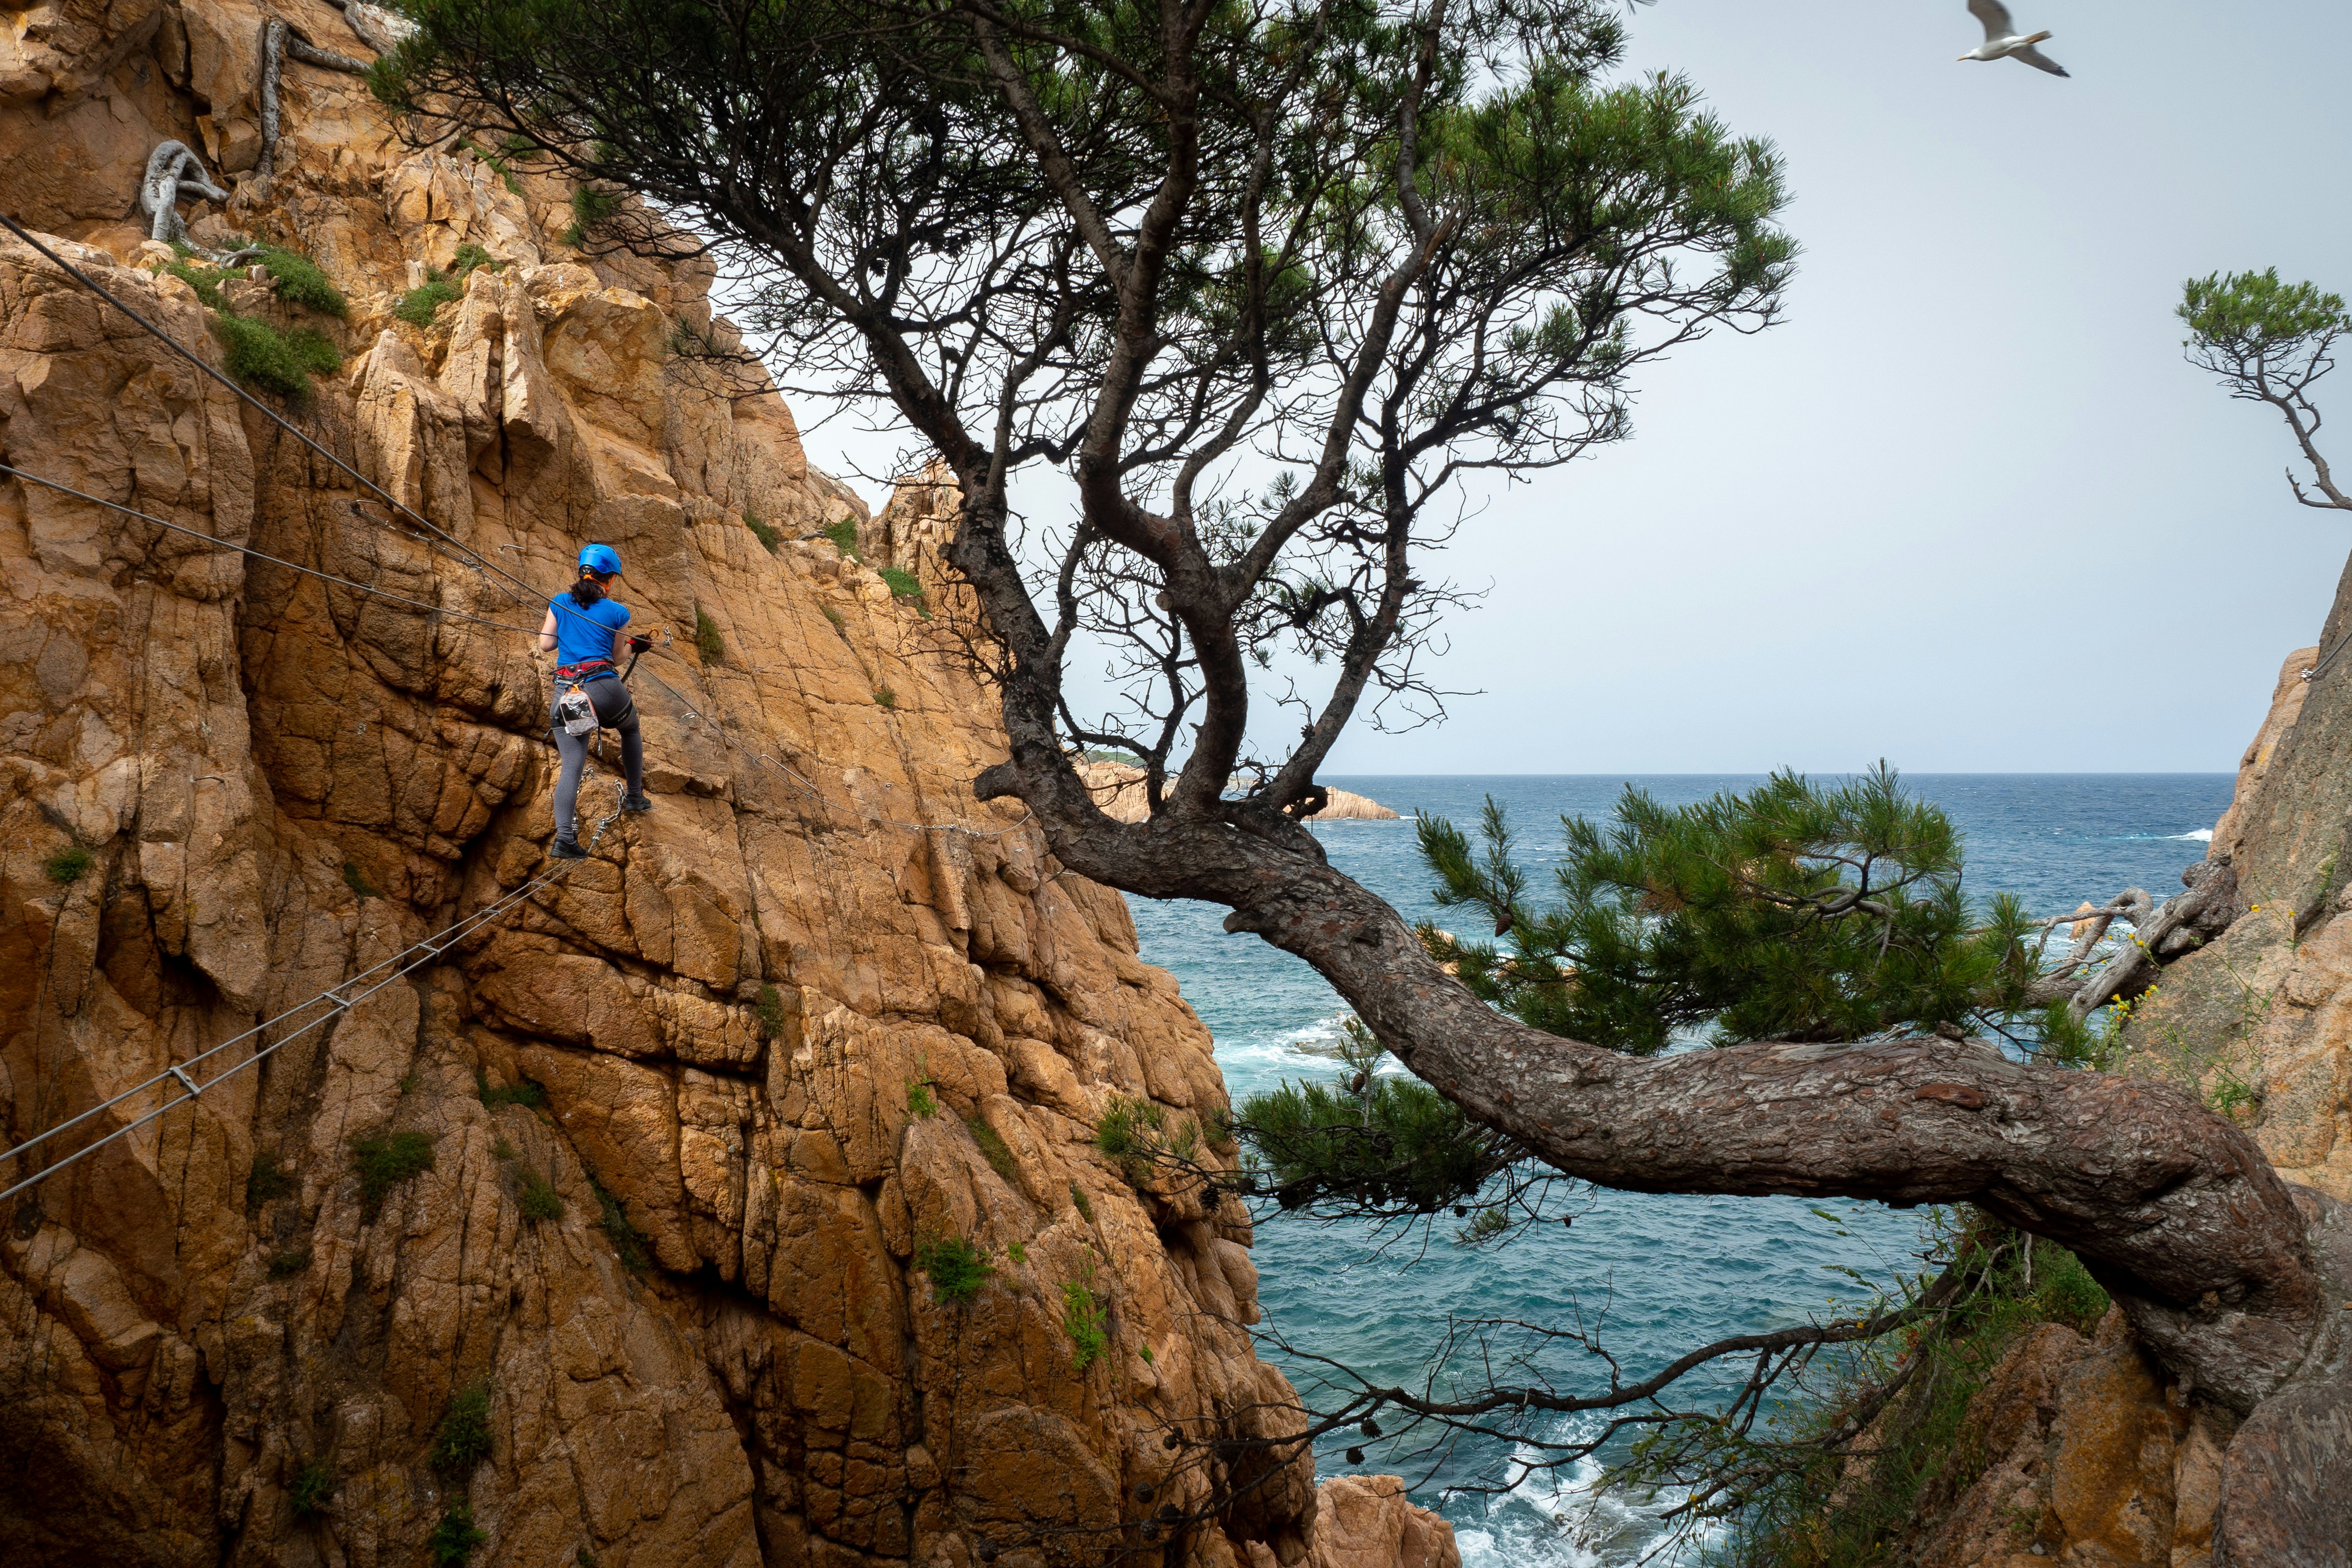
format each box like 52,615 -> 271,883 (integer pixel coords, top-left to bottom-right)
557,683 -> 598,737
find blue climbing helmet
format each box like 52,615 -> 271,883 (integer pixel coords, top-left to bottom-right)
577,543 -> 622,576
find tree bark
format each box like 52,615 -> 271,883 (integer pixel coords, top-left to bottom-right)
2065,858 -> 2244,1018
982,792 -> 2335,1416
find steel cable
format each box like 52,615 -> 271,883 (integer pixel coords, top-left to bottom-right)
0,784 -> 628,1205
0,209 -> 634,650
0,210 -> 528,603
0,463 -> 546,636
2301,632 -> 2350,687
0,213 -> 1047,1205
630,660 -> 1041,841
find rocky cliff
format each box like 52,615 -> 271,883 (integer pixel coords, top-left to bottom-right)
1847,621 -> 2352,1568
2126,623 -> 2352,1200
0,6 -> 1456,1566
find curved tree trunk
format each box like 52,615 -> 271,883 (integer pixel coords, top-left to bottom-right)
979,777 -> 2339,1419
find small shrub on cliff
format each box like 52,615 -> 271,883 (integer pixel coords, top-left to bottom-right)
1068,1183 -> 1094,1222
350,1130 -> 435,1219
269,1249 -> 312,1278
516,1166 -> 565,1222
915,1235 -> 993,1304
878,566 -> 929,617
255,245 -> 348,316
1006,1241 -> 1028,1265
2030,1239 -> 2110,1334
455,134 -> 526,194
593,1180 -> 651,1273
1061,1272 -> 1108,1371
395,273 -> 463,326
1619,1214 -> 2112,1566
873,685 -> 897,710
744,512 -> 780,553
247,1149 -> 296,1212
341,861 -> 377,899
430,1380 -> 495,1475
476,1070 -> 546,1112
213,314 -> 341,404
905,1076 -> 939,1118
428,1501 -> 487,1565
158,243 -> 344,398
289,1457 -> 334,1518
694,606 -> 725,666
43,844 -> 93,884
162,253 -> 231,310
965,1118 -> 1020,1185
752,985 -> 788,1041
822,519 -> 860,560
397,244 -> 503,327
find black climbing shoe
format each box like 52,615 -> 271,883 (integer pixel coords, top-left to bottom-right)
549,838 -> 589,861
621,794 -> 653,814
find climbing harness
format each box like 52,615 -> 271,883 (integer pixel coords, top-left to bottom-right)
0,203 -> 1057,1211
0,223 -> 1039,846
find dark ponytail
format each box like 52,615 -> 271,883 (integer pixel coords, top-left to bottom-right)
568,572 -> 607,608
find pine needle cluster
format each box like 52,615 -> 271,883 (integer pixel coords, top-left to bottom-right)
1230,768 -> 2099,1223
1418,764 -> 2084,1057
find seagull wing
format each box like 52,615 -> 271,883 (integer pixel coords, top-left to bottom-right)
1967,0 -> 2017,42
2009,42 -> 2070,76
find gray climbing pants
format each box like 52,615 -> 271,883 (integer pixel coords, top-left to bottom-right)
550,676 -> 643,845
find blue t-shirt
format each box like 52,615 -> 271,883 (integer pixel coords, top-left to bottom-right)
549,594 -> 630,667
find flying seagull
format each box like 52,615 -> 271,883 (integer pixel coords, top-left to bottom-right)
1961,0 -> 2069,77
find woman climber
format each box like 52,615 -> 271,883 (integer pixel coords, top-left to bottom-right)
538,543 -> 652,857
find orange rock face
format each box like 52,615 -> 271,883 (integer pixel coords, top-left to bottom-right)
1910,1312 -> 2235,1568
0,10 -> 1454,1567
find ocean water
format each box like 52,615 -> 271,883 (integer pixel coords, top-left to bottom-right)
1123,774 -> 2234,1565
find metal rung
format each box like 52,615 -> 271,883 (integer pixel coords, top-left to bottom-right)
168,1065 -> 203,1099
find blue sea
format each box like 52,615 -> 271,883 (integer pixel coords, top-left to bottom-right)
1124,774 -> 2232,1566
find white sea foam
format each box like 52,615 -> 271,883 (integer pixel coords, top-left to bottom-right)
1282,1015 -> 1351,1056
2171,827 -> 2215,842
1448,1432 -> 1720,1568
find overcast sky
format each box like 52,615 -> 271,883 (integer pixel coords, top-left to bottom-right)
796,0 -> 2352,774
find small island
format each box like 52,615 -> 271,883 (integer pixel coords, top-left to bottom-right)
1076,762 -> 1399,822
